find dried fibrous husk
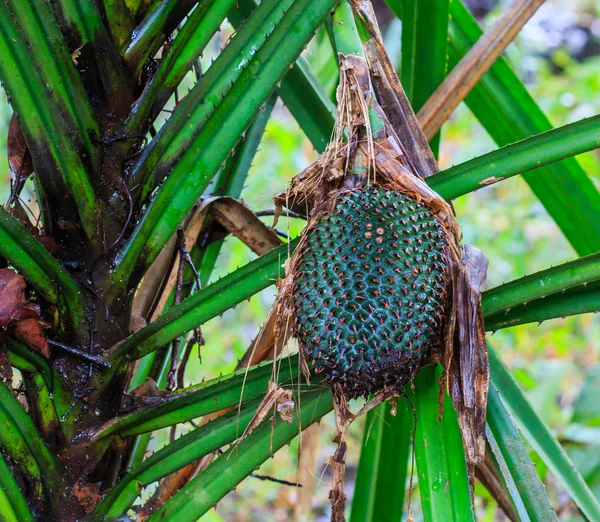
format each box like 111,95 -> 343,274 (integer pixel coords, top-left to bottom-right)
263,46 -> 488,522
255,5 -> 489,519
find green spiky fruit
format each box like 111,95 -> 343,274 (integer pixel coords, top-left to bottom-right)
292,186 -> 450,398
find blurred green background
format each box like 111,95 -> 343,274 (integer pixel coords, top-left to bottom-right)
1,0 -> 599,520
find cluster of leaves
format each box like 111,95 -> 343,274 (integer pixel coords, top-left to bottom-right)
0,0 -> 599,521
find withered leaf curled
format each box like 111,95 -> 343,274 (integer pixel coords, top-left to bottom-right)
0,268 -> 50,359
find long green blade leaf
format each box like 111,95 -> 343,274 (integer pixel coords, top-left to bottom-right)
112,0 -> 337,293
130,0 -> 300,201
350,401 -> 411,522
412,366 -> 474,522
122,0 -> 180,71
232,0 -> 336,153
486,382 -> 558,521
0,381 -> 79,518
429,115 -> 600,200
94,355 -> 303,439
0,207 -> 85,326
0,453 -> 34,522
489,346 -> 600,521
485,284 -> 600,330
110,240 -> 296,361
5,0 -> 100,164
146,388 -> 333,522
482,251 -> 600,317
103,0 -> 136,48
0,3 -> 100,239
126,0 -> 236,133
401,0 -> 449,155
277,57 -> 336,153
90,398 -> 263,521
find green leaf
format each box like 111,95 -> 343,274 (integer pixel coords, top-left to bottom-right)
52,0 -> 133,115
109,239 -> 296,362
484,283 -> 600,331
482,251 -> 600,317
0,2 -> 101,239
126,0 -> 237,134
0,208 -> 85,328
485,426 -> 530,520
486,381 -> 558,522
146,388 -> 333,522
401,0 -> 449,156
412,365 -> 474,522
103,0 -> 136,48
0,453 -> 34,522
5,339 -> 52,388
4,339 -> 73,419
278,57 -> 337,153
481,252 -> 600,330
231,1 -> 336,154
350,401 -> 411,522
112,0 -> 338,293
489,346 -> 600,521
194,93 -> 278,285
130,0 -> 296,203
5,0 -> 100,165
0,403 -> 44,499
122,0 -> 179,70
98,354 -> 304,440
448,0 -> 600,257
23,374 -> 63,447
0,380 -> 79,517
331,1 -> 365,57
90,397 -> 265,521
120,0 -> 204,75
428,115 -> 600,200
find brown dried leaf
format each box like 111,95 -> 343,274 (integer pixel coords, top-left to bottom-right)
208,197 -> 282,256
130,378 -> 163,399
0,269 -> 40,326
36,235 -> 59,255
7,199 -> 35,232
7,114 -> 34,181
237,381 -> 294,443
73,481 -> 101,514
135,204 -> 209,322
416,0 -> 546,140
13,318 -> 50,359
0,269 -> 50,359
449,245 -> 489,469
350,0 -> 439,177
328,441 -> 347,522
